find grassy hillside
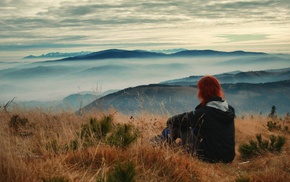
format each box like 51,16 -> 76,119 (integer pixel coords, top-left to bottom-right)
1,107 -> 290,182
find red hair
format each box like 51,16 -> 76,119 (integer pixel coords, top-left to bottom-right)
197,75 -> 224,106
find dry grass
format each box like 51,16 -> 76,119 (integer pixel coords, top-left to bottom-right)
1,108 -> 290,182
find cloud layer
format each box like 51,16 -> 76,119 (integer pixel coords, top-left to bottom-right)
1,0 -> 290,55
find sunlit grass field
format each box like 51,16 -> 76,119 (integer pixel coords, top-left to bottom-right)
1,106 -> 289,182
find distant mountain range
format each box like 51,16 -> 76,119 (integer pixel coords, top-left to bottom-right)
23,51 -> 92,59
161,68 -> 290,85
23,49 -> 267,60
80,68 -> 290,116
53,49 -> 267,61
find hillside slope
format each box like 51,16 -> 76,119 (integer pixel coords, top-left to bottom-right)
161,68 -> 290,85
81,80 -> 290,115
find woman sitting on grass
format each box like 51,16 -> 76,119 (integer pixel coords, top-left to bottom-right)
163,75 -> 235,163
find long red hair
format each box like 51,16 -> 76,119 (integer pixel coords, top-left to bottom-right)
197,75 -> 224,106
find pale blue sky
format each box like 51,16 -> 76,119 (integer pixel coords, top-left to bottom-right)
0,0 -> 290,56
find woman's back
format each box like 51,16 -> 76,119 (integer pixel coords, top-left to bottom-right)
196,98 -> 235,163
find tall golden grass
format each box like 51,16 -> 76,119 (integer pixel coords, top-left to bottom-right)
1,107 -> 289,182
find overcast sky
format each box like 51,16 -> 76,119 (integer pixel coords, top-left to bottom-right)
1,0 -> 290,56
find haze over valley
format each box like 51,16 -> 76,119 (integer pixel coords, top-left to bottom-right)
1,49 -> 290,115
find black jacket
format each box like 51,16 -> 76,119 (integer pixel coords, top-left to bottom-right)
168,97 -> 235,163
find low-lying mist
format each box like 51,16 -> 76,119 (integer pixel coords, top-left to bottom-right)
0,55 -> 289,103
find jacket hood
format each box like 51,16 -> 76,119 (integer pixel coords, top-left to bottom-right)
203,97 -> 235,125
206,100 -> 229,112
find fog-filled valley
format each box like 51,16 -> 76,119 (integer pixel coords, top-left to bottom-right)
1,50 -> 290,115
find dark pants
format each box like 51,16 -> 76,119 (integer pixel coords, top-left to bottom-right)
162,127 -> 197,153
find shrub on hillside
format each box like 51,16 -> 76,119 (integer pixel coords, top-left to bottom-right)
267,120 -> 281,131
106,161 -> 136,182
107,123 -> 139,148
71,115 -> 139,149
238,134 -> 286,159
8,115 -> 28,132
79,116 -> 113,148
81,116 -> 113,140
267,120 -> 289,133
266,106 -> 289,133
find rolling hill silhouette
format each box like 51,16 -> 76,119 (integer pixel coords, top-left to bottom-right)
171,50 -> 265,57
60,49 -> 166,61
80,68 -> 290,116
58,49 -> 267,61
161,68 -> 290,85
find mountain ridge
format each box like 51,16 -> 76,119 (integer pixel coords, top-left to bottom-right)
53,49 -> 268,61
161,67 -> 290,85
23,51 -> 92,59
